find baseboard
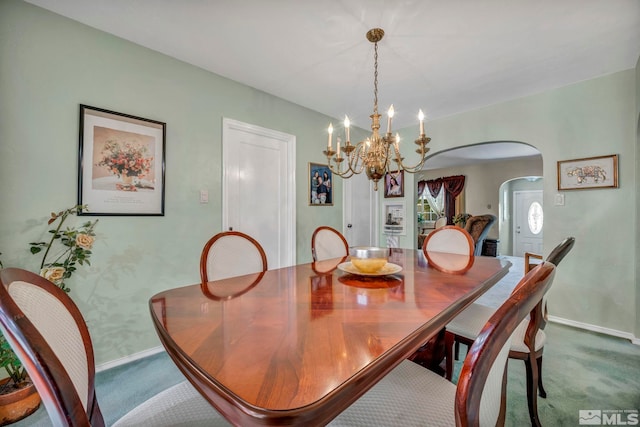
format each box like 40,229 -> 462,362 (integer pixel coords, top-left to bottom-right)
548,315 -> 639,345
96,346 -> 165,372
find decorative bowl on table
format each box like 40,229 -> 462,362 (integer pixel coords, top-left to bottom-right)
349,246 -> 390,274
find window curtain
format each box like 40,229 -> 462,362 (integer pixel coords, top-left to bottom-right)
418,176 -> 465,225
442,175 -> 465,224
418,179 -> 444,218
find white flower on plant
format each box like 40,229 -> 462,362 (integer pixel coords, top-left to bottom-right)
40,266 -> 66,285
75,233 -> 94,250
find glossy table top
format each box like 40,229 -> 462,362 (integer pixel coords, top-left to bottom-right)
150,249 -> 511,426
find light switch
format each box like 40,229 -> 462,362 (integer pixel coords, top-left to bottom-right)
200,189 -> 209,203
554,193 -> 564,206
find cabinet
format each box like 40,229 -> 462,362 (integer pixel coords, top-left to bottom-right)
482,239 -> 499,257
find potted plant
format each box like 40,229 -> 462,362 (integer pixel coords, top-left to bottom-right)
0,205 -> 98,424
453,213 -> 472,228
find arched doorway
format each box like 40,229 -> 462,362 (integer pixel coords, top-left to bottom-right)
416,141 -> 542,255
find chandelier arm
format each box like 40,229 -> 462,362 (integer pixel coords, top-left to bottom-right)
320,28 -> 432,189
392,144 -> 428,173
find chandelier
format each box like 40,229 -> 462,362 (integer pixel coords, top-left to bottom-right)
323,28 -> 431,191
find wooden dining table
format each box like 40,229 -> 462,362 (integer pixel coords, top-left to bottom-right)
149,248 -> 511,426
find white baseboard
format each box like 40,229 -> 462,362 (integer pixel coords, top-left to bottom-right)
548,315 -> 640,345
96,346 -> 165,372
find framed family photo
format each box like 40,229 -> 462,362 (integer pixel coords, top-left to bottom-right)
557,154 -> 618,191
78,105 -> 166,215
384,170 -> 404,198
309,162 -> 333,206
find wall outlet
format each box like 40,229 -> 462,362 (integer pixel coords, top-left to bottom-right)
554,193 -> 565,206
200,189 -> 209,203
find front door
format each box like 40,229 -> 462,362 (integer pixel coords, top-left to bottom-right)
222,118 -> 296,268
513,190 -> 543,256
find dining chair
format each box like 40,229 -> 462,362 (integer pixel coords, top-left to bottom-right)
200,231 -> 268,283
311,226 -> 349,262
422,225 -> 475,275
434,216 -> 448,229
0,268 -> 230,427
330,262 -> 556,427
445,237 -> 575,426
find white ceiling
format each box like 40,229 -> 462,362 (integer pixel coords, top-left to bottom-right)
23,0 -> 640,166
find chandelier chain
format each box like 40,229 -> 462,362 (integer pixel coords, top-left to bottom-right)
373,41 -> 379,116
322,28 -> 431,191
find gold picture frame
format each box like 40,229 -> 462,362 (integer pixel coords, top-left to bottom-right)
557,154 -> 618,190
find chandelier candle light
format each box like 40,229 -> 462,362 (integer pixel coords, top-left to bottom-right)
323,28 -> 431,191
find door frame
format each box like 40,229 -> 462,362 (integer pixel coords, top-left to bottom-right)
222,118 -> 296,267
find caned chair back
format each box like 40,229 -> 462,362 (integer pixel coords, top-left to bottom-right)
456,262 -> 556,425
311,226 -> 349,262
422,226 -> 475,274
0,268 -> 102,426
200,231 -> 268,283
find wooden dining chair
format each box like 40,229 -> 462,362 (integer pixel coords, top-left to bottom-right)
422,226 -> 475,274
200,231 -> 268,283
329,262 -> 556,427
0,268 -> 230,427
445,237 -> 575,426
311,226 -> 349,262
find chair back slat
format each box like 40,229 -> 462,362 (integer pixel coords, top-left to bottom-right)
311,226 -> 349,262
200,231 -> 268,283
422,226 -> 475,274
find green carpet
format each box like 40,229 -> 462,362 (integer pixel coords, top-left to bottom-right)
13,256 -> 640,426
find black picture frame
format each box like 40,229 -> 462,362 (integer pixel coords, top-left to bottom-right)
309,162 -> 333,206
78,105 -> 166,216
384,171 -> 404,198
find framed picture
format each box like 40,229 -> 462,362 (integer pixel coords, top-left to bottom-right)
78,105 -> 166,215
309,162 -> 333,205
384,170 -> 404,198
557,154 -> 618,191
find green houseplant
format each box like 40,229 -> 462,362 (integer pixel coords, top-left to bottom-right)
453,213 -> 471,228
0,205 -> 98,423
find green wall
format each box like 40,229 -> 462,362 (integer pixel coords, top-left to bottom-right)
402,67 -> 638,339
1,0 -> 638,370
0,0 -> 345,364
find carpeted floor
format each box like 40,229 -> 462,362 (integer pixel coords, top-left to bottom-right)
14,256 -> 640,426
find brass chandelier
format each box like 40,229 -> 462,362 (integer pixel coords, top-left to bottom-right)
323,28 -> 431,191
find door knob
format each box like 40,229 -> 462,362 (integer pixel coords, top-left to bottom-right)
347,224 -> 353,228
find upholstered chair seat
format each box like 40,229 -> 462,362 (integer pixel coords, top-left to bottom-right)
330,262 -> 556,427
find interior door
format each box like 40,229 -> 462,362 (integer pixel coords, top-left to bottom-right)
343,172 -> 375,247
223,118 -> 296,268
513,190 -> 543,256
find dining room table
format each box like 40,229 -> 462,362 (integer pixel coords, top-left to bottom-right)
149,248 -> 511,426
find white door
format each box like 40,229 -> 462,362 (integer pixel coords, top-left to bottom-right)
513,190 -> 543,256
222,118 -> 296,268
343,172 -> 376,247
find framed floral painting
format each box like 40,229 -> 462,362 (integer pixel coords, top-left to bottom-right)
78,105 -> 166,215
